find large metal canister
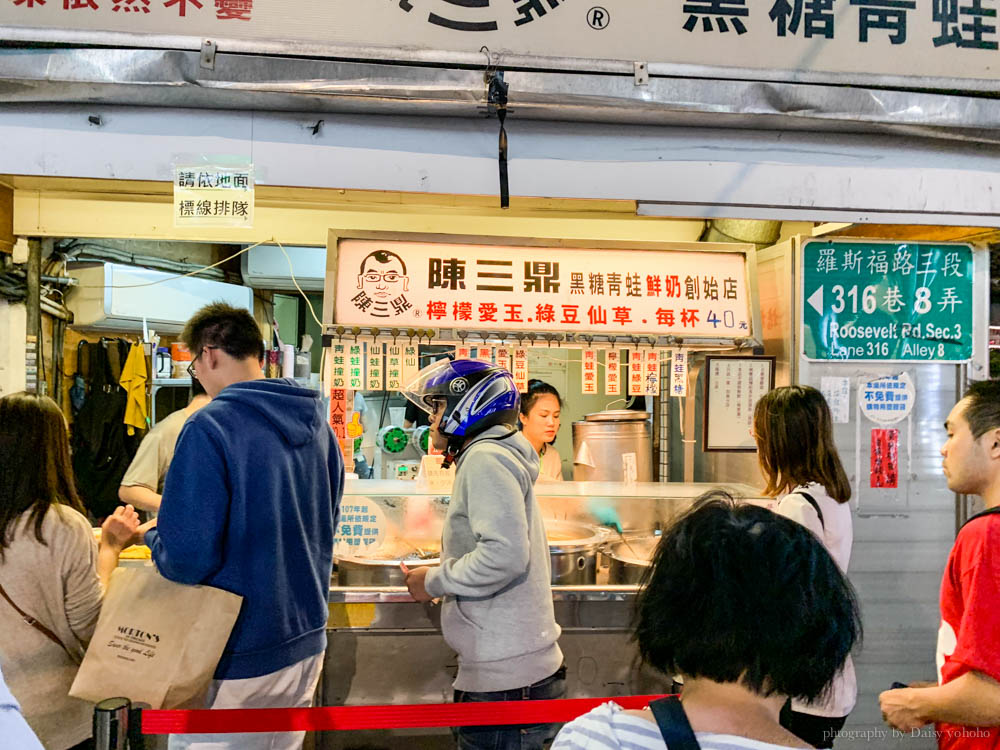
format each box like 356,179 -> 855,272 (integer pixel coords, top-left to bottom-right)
572,410 -> 652,482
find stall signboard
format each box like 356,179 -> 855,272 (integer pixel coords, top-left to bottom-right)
801,240 -> 973,363
173,164 -> 253,228
333,239 -> 752,339
6,2 -> 1000,91
582,348 -> 598,395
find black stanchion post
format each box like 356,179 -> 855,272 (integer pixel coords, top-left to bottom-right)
93,697 -> 130,750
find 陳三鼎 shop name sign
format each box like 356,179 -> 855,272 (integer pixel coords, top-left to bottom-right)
332,239 -> 752,338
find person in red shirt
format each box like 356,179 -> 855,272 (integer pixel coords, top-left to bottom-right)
880,380 -> 1000,749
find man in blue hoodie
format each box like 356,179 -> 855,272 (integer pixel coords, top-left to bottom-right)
138,302 -> 344,750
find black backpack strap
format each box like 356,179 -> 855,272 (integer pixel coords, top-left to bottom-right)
795,491 -> 824,531
961,506 -> 1000,531
648,696 -> 701,750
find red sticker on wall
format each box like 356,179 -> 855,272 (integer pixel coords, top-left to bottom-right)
871,428 -> 899,489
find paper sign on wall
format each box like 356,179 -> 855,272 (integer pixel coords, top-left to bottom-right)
173,164 -> 253,228
820,376 -> 851,424
582,349 -> 598,394
860,373 -> 915,425
627,348 -> 643,397
605,349 -> 621,396
704,356 -> 775,451
456,345 -> 472,360
512,348 -> 529,392
475,346 -> 494,362
871,428 -> 899,489
496,347 -> 512,373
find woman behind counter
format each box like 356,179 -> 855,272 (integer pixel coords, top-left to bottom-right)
0,392 -> 137,750
752,385 -> 856,749
518,379 -> 564,481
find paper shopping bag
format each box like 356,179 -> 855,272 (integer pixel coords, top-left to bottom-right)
70,565 -> 243,709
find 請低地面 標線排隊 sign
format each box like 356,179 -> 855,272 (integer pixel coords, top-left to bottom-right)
801,240 -> 974,362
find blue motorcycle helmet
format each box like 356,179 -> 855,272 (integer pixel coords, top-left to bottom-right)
401,358 -> 520,468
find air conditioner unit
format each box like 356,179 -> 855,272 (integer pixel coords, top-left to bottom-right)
66,263 -> 254,334
240,245 -> 325,291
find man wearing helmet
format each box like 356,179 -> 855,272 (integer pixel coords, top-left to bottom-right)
402,358 -> 566,750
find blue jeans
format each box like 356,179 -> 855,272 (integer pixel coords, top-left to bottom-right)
453,666 -> 567,750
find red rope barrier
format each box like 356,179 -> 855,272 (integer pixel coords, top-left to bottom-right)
142,695 -> 668,735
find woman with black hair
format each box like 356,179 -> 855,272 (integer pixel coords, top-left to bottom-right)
553,492 -> 861,750
753,385 -> 856,748
518,379 -> 564,481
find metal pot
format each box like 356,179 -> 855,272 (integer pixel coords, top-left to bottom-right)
335,556 -> 439,587
545,520 -> 605,586
605,536 -> 660,585
572,410 -> 652,482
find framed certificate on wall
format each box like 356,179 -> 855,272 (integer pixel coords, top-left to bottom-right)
703,356 -> 776,452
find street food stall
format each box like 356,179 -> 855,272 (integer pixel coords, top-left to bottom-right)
317,229 -> 777,747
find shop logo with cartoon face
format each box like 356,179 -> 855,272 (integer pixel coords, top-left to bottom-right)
352,250 -> 413,319
388,0 -> 566,31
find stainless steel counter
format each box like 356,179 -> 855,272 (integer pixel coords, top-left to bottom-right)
319,584 -> 666,750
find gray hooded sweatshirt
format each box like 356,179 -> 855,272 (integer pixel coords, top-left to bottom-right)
424,425 -> 563,692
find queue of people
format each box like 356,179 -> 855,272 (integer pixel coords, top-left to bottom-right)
2,310 -> 1000,749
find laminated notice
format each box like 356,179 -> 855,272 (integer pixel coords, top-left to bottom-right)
871,428 -> 899,489
605,349 -> 621,395
582,349 -> 598,394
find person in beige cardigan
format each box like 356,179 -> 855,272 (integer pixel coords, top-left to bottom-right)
0,392 -> 138,750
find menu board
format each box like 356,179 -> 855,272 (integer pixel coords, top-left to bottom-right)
703,356 -> 775,452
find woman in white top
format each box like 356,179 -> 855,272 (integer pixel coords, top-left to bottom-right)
0,392 -> 138,750
752,385 -> 857,748
518,379 -> 564,481
553,492 -> 861,750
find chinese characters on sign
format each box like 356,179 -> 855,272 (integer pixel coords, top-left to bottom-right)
348,344 -> 364,390
802,241 -> 974,362
495,346 -> 512,374
627,348 -> 644,397
870,428 -> 899,488
334,239 -> 751,339
582,349 -> 598,394
704,356 -> 775,451
644,349 -> 663,397
859,373 -> 915,425
366,343 -> 384,391
7,0 -> 1000,91
512,348 -> 529,392
173,164 -> 253,228
386,345 -> 403,391
670,348 -> 689,397
605,349 -> 621,395
820,375 -> 851,424
334,499 -> 386,551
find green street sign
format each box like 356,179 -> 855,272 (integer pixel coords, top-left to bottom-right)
801,240 -> 973,362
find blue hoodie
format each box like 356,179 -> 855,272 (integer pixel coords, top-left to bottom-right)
145,378 -> 343,680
